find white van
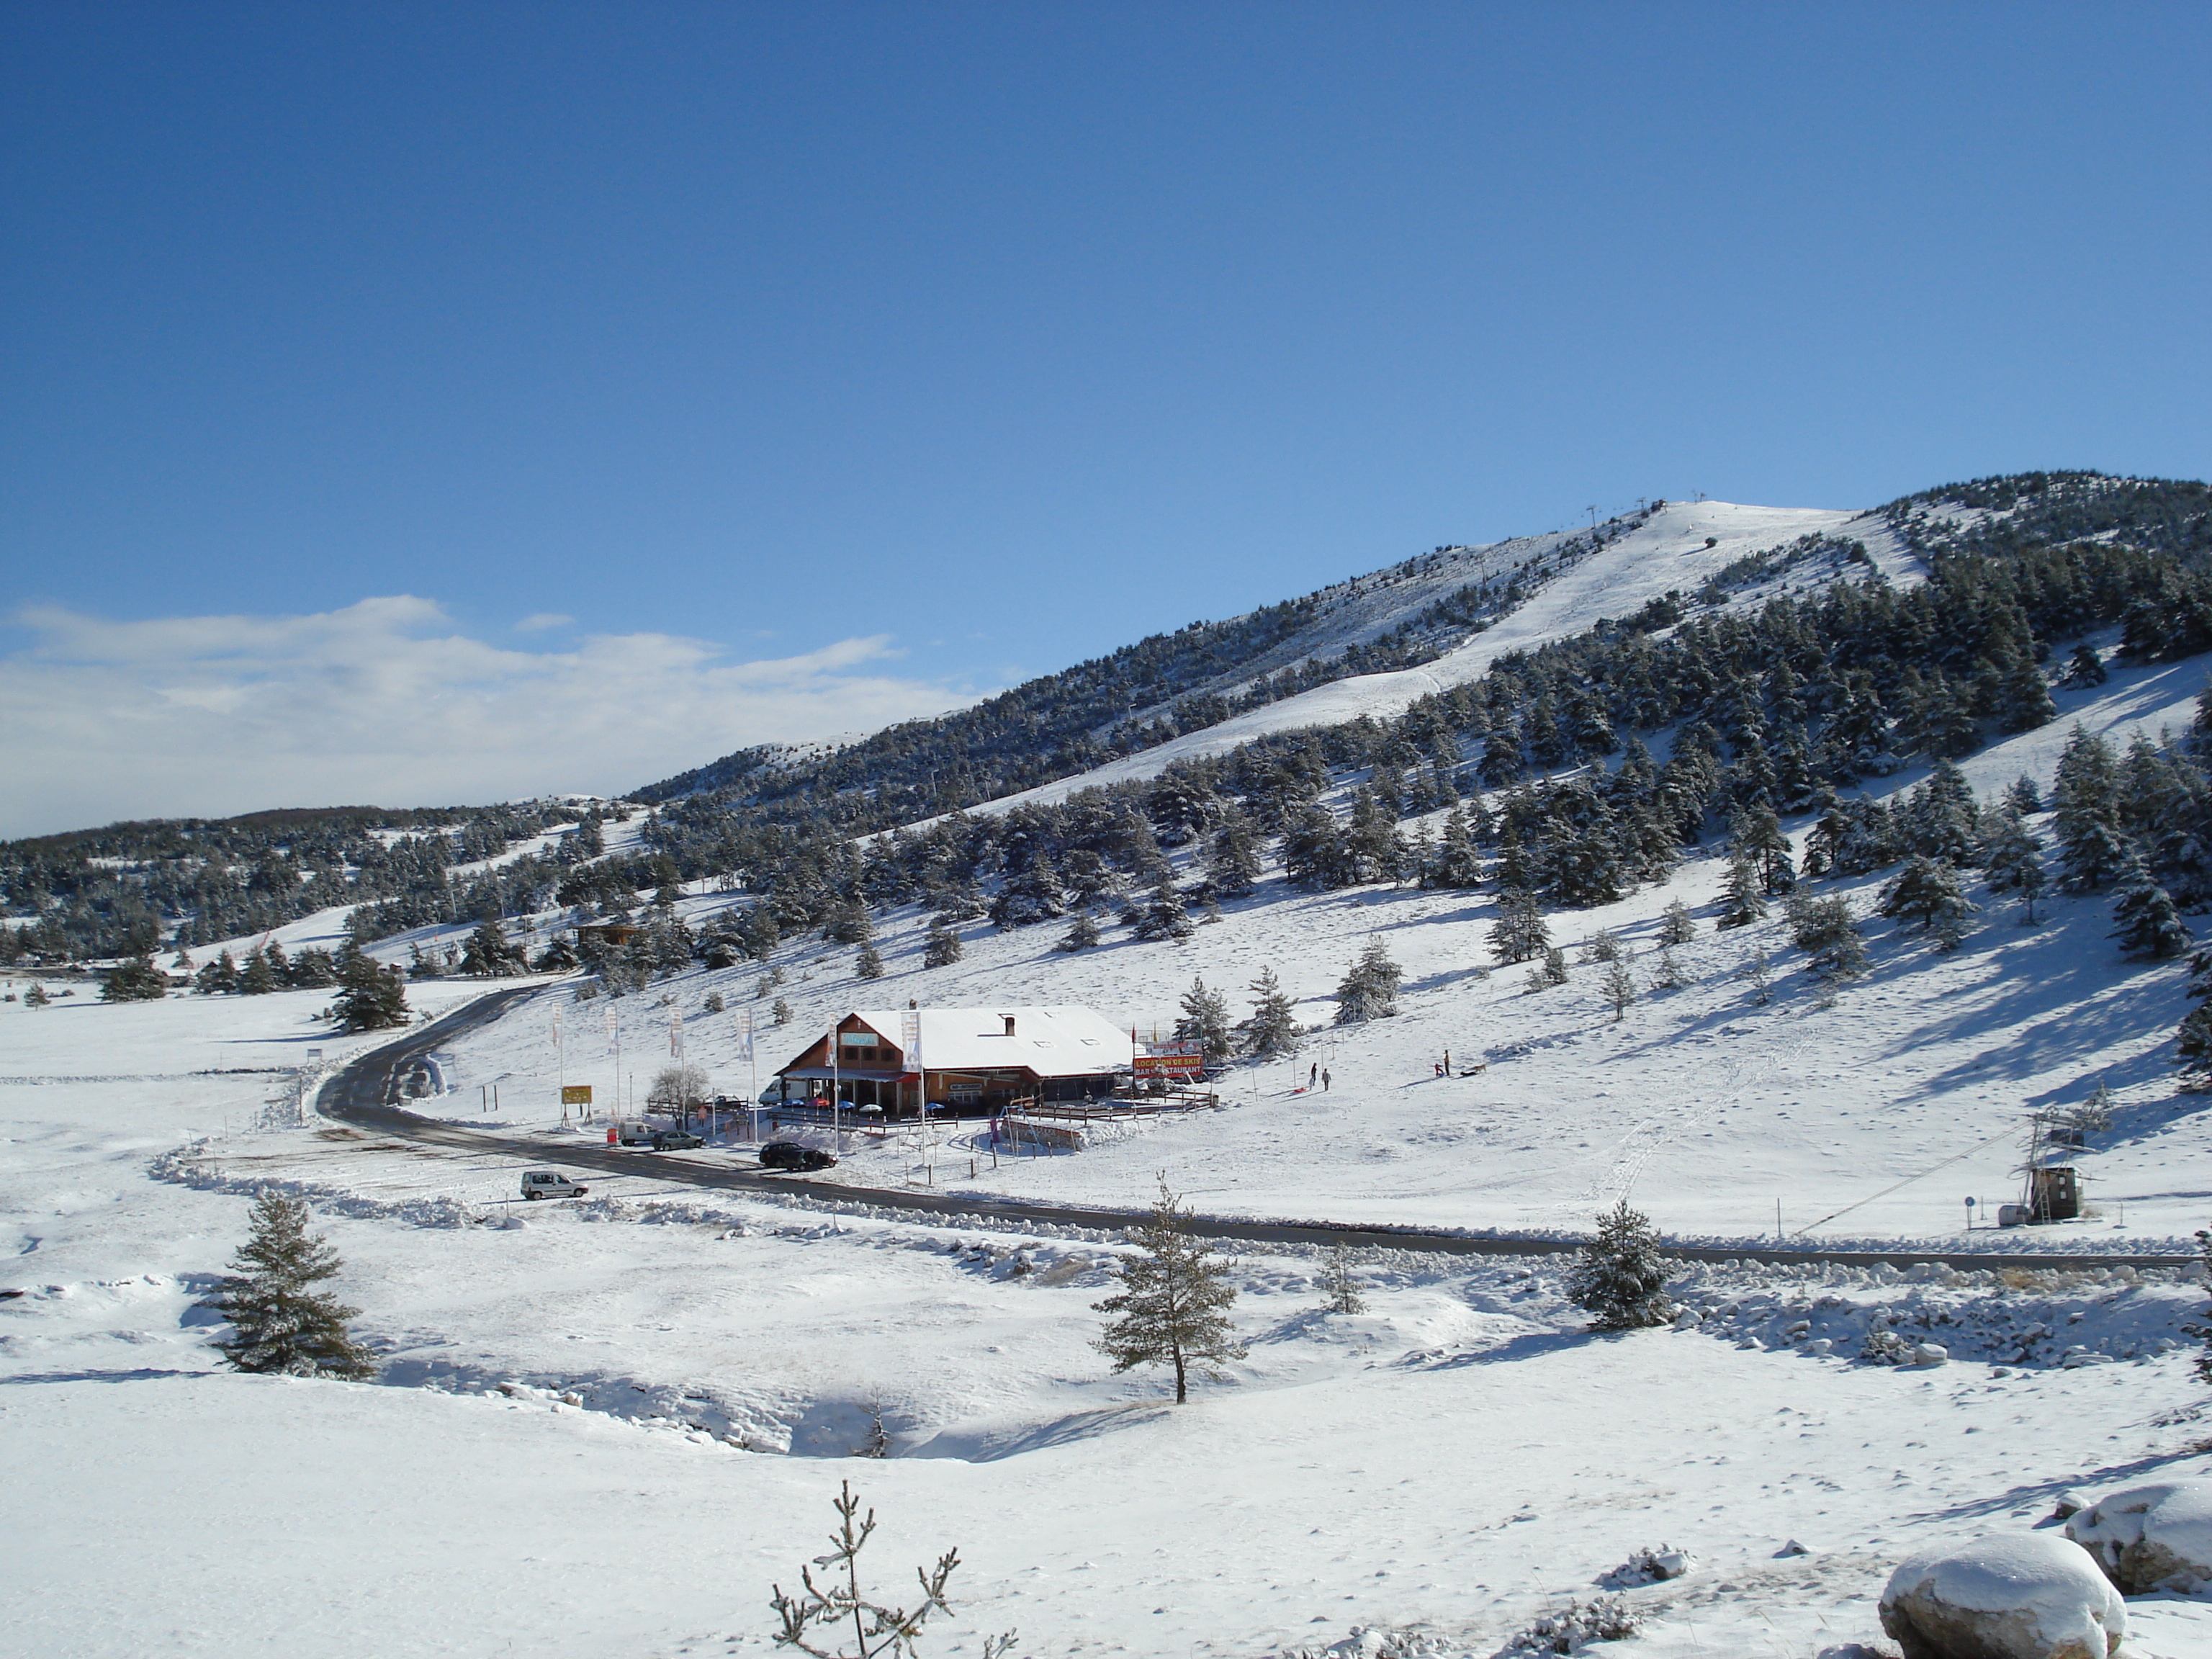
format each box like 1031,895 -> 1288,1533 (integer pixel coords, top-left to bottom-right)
520,1169 -> 588,1201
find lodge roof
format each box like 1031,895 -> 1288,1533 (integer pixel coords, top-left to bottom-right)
775,1005 -> 1133,1079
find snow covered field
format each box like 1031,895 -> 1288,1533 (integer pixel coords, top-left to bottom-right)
12,667 -> 2212,1654
12,499 -> 2212,1654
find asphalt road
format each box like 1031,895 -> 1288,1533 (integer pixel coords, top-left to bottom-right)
317,986 -> 2193,1272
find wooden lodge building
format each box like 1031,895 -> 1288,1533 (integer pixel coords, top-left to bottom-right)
773,1005 -> 1133,1118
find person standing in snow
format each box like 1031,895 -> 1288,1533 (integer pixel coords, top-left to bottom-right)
1308,1062 -> 1318,1089
1321,1068 -> 1331,1092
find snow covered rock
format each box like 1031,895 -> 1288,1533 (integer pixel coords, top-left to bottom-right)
1879,1533 -> 2125,1659
2064,1481 -> 2212,1595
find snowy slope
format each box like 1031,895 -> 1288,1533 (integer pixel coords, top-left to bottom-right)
6,988 -> 2211,1658
968,502 -> 1881,816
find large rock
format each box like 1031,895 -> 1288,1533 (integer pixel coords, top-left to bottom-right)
1879,1533 -> 2126,1659
2064,1480 -> 2212,1594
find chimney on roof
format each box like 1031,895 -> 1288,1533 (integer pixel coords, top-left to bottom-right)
908,998 -> 917,1010
1004,1015 -> 1017,1037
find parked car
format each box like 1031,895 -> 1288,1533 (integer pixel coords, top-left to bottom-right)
615,1125 -> 701,1150
759,1141 -> 837,1172
520,1170 -> 588,1201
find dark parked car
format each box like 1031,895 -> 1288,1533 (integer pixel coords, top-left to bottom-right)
759,1141 -> 837,1172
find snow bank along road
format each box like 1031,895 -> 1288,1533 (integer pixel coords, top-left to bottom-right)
322,988 -> 2186,1272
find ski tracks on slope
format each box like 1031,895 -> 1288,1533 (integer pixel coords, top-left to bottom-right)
1575,1025 -> 1820,1215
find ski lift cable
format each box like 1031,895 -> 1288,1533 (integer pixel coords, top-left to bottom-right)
1791,1123 -> 2023,1237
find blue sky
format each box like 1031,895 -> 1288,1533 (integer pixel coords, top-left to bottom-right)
3,3 -> 2208,834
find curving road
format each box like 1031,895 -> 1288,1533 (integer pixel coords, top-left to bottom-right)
318,986 -> 2190,1272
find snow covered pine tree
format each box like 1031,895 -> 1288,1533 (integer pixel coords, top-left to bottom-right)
1093,1179 -> 1246,1404
199,1191 -> 377,1378
1566,1200 -> 1673,1331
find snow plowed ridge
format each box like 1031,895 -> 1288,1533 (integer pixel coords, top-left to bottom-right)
974,501 -> 1876,814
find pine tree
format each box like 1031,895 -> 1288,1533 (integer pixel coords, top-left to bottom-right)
459,917 -> 525,977
2061,642 -> 2108,687
1649,947 -> 1689,991
1600,959 -> 1637,1022
1175,978 -> 1234,1069
1565,1200 -> 1673,1332
1995,658 -> 2059,733
196,950 -> 241,995
1203,819 -> 1263,899
1488,889 -> 1550,965
2053,727 -> 2130,891
1655,899 -> 1696,947
1054,911 -> 1101,953
238,948 -> 279,995
23,982 -> 50,1008
1092,1180 -> 1247,1404
2110,848 -> 2192,959
1236,966 -> 1302,1059
199,1192 -> 377,1378
1877,855 -> 1974,933
772,997 -> 794,1025
2178,949 -> 2212,1081
854,942 -> 886,980
1131,876 -> 1194,942
2005,775 -> 2044,816
1714,853 -> 1767,930
99,954 -> 168,1002
1332,935 -> 1403,1025
1426,804 -> 1485,889
1732,808 -> 1797,896
1526,943 -> 1569,993
922,922 -> 963,968
1784,891 -> 1867,980
1318,1243 -> 1367,1315
1982,809 -> 2049,923
331,942 -> 410,1031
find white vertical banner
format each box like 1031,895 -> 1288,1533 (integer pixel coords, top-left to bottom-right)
899,1009 -> 922,1071
601,1005 -> 616,1042
736,1012 -> 754,1064
669,1011 -> 684,1058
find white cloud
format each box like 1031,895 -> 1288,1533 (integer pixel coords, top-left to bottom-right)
0,597 -> 984,837
513,612 -> 575,633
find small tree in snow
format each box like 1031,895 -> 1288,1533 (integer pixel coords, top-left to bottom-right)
1601,959 -> 1637,1022
1878,855 -> 1974,934
1737,946 -> 1772,1005
768,1480 -> 1013,1659
1093,1179 -> 1247,1405
23,982 -> 50,1008
1714,853 -> 1766,930
1174,977 -> 1234,1069
1565,1200 -> 1673,1332
1655,899 -> 1696,948
1053,911 -> 1100,953
2110,848 -> 2192,960
921,922 -> 962,968
1525,943 -> 1569,994
200,1192 -> 377,1378
1318,1243 -> 1367,1315
772,997 -> 794,1025
99,954 -> 168,1002
1236,966 -> 1302,1059
854,942 -> 886,981
1649,947 -> 1689,991
1333,935 -> 1402,1025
